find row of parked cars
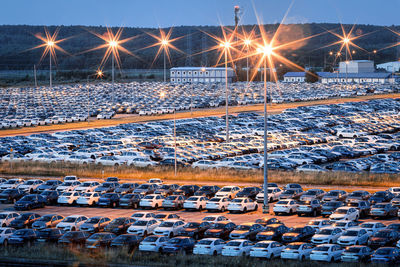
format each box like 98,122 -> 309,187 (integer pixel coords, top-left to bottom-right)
1,81 -> 398,129
2,96 -> 400,173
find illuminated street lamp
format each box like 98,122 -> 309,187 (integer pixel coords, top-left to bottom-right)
47,41 -> 54,88
244,39 -> 252,83
219,41 -> 232,143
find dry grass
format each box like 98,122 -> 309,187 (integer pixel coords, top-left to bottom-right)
1,161 -> 400,188
1,92 -> 399,137
0,244 -> 380,267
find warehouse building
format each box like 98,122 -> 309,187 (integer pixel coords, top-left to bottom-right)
283,72 -> 306,82
377,61 -> 400,72
170,67 -> 234,83
319,72 -> 394,84
339,60 -> 375,73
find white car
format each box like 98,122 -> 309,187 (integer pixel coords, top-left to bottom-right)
215,186 -> 241,199
337,228 -> 369,246
358,222 -> 386,235
310,244 -> 344,262
256,188 -> 282,203
128,158 -> 157,167
183,196 -> 208,211
57,191 -> 81,205
193,238 -> 226,255
221,239 -> 254,256
0,227 -> 15,245
96,156 -> 126,166
206,197 -> 231,212
75,181 -> 100,193
0,212 -> 19,227
127,218 -> 160,236
130,212 -> 155,222
202,215 -> 231,224
17,179 -> 43,193
152,219 -> 185,237
139,235 -> 170,252
307,219 -> 331,231
329,207 -> 359,221
227,197 -> 258,213
0,179 -> 24,190
273,199 -> 298,215
281,242 -> 314,261
56,215 -> 88,231
389,187 -> 400,196
56,181 -> 81,192
330,220 -> 359,231
64,175 -> 79,182
76,192 -> 101,206
192,160 -> 218,169
139,194 -> 165,209
250,240 -> 286,259
311,227 -> 343,244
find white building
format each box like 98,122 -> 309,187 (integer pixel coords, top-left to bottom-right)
283,72 -> 306,82
339,60 -> 374,73
377,61 -> 400,72
170,67 -> 234,83
319,72 -> 394,84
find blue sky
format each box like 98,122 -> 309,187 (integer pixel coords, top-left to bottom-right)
1,0 -> 399,27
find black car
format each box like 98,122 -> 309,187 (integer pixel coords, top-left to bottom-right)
174,185 -> 200,197
229,223 -> 264,241
40,190 -> 61,205
371,247 -> 400,263
119,193 -> 141,208
36,180 -> 62,193
281,225 -> 315,243
370,191 -> 395,204
236,187 -> 261,200
161,236 -> 196,254
14,194 -> 46,210
387,223 -> 400,233
8,229 -> 37,245
35,228 -> 65,243
368,229 -> 400,249
154,184 -> 180,196
256,224 -> 289,241
58,231 -> 91,246
110,234 -> 143,251
115,183 -> 139,194
85,232 -> 116,249
98,193 -> 120,208
133,183 -> 158,196
105,177 -> 119,183
104,217 -> 135,235
321,201 -> 344,217
194,185 -> 221,198
203,221 -> 236,240
9,213 -> 41,229
0,188 -> 26,204
254,217 -> 282,226
178,221 -> 212,239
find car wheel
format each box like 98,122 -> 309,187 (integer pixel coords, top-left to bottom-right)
213,250 -> 217,256
254,205 -> 258,211
71,227 -> 76,231
355,215 -> 359,221
242,252 -> 246,257
300,255 -> 305,261
274,212 -> 279,216
313,210 -> 317,217
330,257 -> 334,263
155,204 -> 158,209
270,253 -> 274,259
1,223 -> 6,227
199,205 -> 202,211
243,207 -> 247,213
169,232 -> 173,238
194,233 -> 199,240
3,239 -> 8,246
221,206 -> 226,212
143,231 -> 148,237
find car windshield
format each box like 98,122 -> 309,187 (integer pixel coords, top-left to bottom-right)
283,190 -> 296,194
285,244 -> 301,250
63,232 -> 80,238
88,234 -> 105,240
160,222 -> 174,227
20,196 -> 35,201
143,236 -> 159,242
277,201 -> 289,205
155,214 -> 167,219
184,222 -> 200,228
361,223 -> 374,228
187,197 -> 199,201
133,220 -> 148,226
102,194 -> 114,198
375,231 -> 391,238
254,242 -> 270,248
220,188 -> 232,192
336,209 -> 348,214
343,230 -> 359,236
113,235 -> 132,242
236,225 -> 251,231
350,192 -> 363,197
138,184 -> 149,189
305,191 -> 317,195
86,218 -> 100,224
166,196 -> 178,200
14,230 -> 29,236
82,183 -> 92,187
327,192 -> 339,196
318,229 -> 333,235
292,228 -> 304,233
38,215 -> 52,222
373,204 -> 387,209
63,217 -> 77,223
231,199 -> 243,203
121,184 -> 132,188
82,193 -> 92,197
375,248 -> 393,255
62,192 -> 72,196
374,192 -> 385,197
209,198 -> 221,202
168,238 -> 183,244
226,241 -> 241,247
17,214 -> 31,220
210,223 -> 226,229
198,240 -> 213,245
314,247 -> 330,252
345,247 -> 362,253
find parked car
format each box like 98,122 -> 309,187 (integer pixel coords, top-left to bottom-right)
281,242 -> 314,261
310,244 -> 344,262
368,229 -> 400,249
139,235 -> 170,253
249,240 -> 286,259
35,228 -> 65,243
79,216 -> 111,233
281,225 -> 315,243
0,189 -> 26,204
341,245 -> 373,262
85,232 -> 116,249
32,214 -> 64,230
104,217 -> 135,235
221,239 -> 254,257
204,221 -> 236,240
178,221 -> 212,240
58,231 -> 91,246
8,229 -> 37,245
9,213 -> 41,229
161,236 -> 196,254
111,234 -> 143,251
193,238 -> 226,255
14,194 -> 46,210
119,193 -> 141,208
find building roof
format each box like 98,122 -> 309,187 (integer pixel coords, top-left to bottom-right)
284,72 -> 306,78
170,67 -> 233,71
319,72 -> 391,79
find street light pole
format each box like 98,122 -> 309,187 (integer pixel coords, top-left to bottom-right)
87,75 -> 90,124
174,108 -> 177,176
263,57 -> 269,214
49,51 -> 52,89
112,50 -> 115,103
190,84 -> 193,116
224,48 -> 229,143
164,49 -> 166,82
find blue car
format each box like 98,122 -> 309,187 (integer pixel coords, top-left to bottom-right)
98,193 -> 121,208
161,236 -> 196,254
369,191 -> 395,204
14,194 -> 46,210
371,247 -> 400,263
8,229 -> 38,245
37,180 -> 62,193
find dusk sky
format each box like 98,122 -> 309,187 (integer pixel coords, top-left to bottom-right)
1,0 -> 399,28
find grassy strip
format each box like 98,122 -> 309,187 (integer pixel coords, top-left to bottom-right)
1,93 -> 400,137
0,244 -> 380,267
1,161 -> 400,188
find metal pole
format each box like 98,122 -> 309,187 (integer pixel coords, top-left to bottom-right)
174,109 -> 177,176
112,50 -> 115,104
49,52 -> 52,89
87,75 -> 90,124
225,49 -> 229,143
164,50 -> 166,82
34,65 -> 37,88
345,49 -> 348,88
263,57 -> 269,214
190,84 -> 193,116
246,46 -> 249,83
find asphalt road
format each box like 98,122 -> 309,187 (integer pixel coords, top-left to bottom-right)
1,202 -> 399,228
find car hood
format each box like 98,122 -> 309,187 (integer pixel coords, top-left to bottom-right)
370,237 -> 388,243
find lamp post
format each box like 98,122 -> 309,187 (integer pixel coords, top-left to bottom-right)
161,39 -> 169,82
47,41 -> 54,88
108,40 -> 118,103
257,44 -> 273,214
220,41 -> 231,143
343,38 -> 350,88
174,108 -> 177,176
244,39 -> 251,83
86,70 -> 103,124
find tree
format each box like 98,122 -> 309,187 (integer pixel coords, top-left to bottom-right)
305,69 -> 319,83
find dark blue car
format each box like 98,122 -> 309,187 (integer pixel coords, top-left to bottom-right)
98,193 -> 120,208
161,236 -> 196,254
371,247 -> 400,263
0,188 -> 26,204
8,229 -> 38,245
37,180 -> 62,193
40,190 -> 61,205
14,194 -> 46,210
369,191 -> 395,204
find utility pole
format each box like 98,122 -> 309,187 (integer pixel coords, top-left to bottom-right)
34,65 -> 37,87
